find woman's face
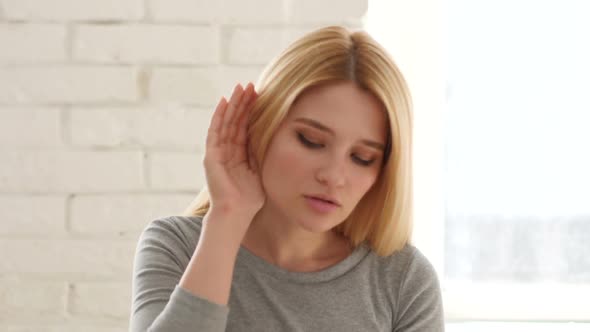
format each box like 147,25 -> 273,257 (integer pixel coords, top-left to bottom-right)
260,81 -> 388,233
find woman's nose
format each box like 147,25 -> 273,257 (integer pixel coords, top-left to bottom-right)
315,159 -> 346,187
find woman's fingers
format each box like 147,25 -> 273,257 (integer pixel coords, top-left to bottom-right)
233,82 -> 256,145
206,82 -> 255,165
232,83 -> 258,166
219,84 -> 244,144
206,96 -> 228,148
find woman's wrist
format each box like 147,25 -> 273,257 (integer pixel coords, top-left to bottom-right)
201,207 -> 256,250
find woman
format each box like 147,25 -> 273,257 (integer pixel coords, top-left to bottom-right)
130,26 -> 444,331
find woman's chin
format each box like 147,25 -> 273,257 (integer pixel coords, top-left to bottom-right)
291,214 -> 341,234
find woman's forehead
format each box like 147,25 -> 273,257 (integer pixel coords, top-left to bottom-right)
286,82 -> 388,140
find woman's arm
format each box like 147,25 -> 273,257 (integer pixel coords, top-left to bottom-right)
130,82 -> 263,331
129,211 -> 249,332
178,209 -> 253,306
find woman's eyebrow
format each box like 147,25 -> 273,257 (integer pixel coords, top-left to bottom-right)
295,117 -> 334,134
294,117 -> 385,151
361,139 -> 385,151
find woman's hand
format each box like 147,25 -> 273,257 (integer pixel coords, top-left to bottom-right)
203,82 -> 265,223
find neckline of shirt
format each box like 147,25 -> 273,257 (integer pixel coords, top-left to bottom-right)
236,241 -> 371,283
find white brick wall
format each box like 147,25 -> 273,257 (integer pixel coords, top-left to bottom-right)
0,151 -> 144,192
0,107 -> 63,147
0,24 -> 67,63
70,194 -> 195,236
0,0 -> 367,330
68,106 -> 212,148
148,0 -> 284,24
1,0 -> 144,21
0,279 -> 67,320
73,25 -> 220,64
0,66 -> 139,103
0,195 -> 66,234
68,282 -> 131,319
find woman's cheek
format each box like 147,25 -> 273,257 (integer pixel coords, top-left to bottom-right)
263,139 -> 307,184
358,173 -> 379,197
279,147 -> 305,168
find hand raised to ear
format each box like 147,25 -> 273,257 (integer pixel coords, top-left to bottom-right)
203,82 -> 265,223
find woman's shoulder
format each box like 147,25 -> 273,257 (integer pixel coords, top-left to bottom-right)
395,245 -> 439,283
137,215 -> 204,253
145,214 -> 204,234
372,243 -> 425,266
370,244 -> 440,289
382,245 -> 444,329
368,244 -> 442,323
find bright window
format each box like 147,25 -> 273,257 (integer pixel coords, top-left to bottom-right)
367,0 -> 590,328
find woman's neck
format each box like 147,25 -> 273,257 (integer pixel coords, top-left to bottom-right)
241,207 -> 353,272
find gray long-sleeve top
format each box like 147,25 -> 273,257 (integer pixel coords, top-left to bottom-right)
130,215 -> 444,331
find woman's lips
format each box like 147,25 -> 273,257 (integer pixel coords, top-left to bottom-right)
305,196 -> 339,213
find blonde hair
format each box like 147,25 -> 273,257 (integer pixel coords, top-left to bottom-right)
183,26 -> 413,257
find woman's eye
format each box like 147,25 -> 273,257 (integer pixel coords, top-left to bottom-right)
297,132 -> 324,149
352,155 -> 376,166
297,132 -> 376,166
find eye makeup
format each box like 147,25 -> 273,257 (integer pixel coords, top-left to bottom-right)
297,132 -> 323,149
295,131 -> 378,167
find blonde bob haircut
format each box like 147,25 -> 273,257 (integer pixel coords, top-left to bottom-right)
183,26 -> 413,257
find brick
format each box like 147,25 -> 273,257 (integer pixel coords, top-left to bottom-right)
150,66 -> 262,106
221,0 -> 285,24
227,28 -> 312,65
0,279 -> 67,320
150,67 -> 218,106
70,193 -> 195,236
1,0 -> 143,21
0,24 -> 66,63
149,151 -> 205,191
227,28 -> 285,65
0,151 -> 143,193
1,325 -> 127,332
150,0 -> 284,24
149,0 -> 219,22
287,0 -> 367,23
0,195 -> 66,235
68,282 -> 130,319
74,25 -> 219,64
0,66 -> 139,104
0,108 -> 62,148
0,239 -> 136,279
68,106 -> 212,149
